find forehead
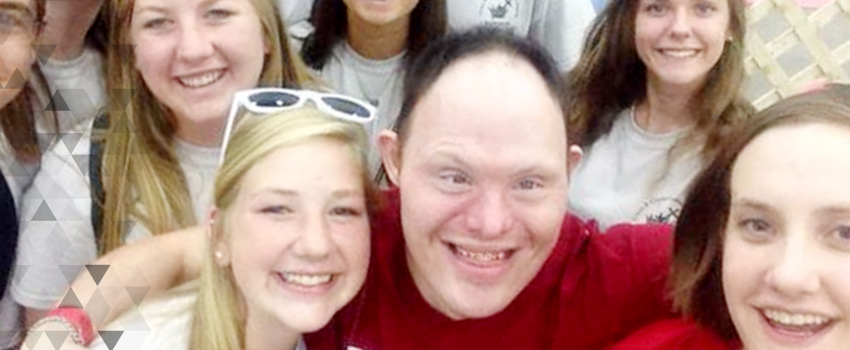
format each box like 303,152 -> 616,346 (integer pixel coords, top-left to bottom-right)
406,51 -> 567,150
238,138 -> 363,194
731,123 -> 850,203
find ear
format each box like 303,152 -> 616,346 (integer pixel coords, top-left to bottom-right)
377,130 -> 402,186
207,208 -> 231,267
567,145 -> 583,178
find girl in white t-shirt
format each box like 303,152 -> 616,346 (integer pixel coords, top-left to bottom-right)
12,0 -> 315,331
81,105 -> 376,350
297,0 -> 447,176
565,0 -> 754,229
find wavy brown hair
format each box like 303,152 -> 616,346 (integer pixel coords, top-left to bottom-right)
97,0 -> 313,254
566,0 -> 752,163
1,0 -> 54,163
669,84 -> 850,340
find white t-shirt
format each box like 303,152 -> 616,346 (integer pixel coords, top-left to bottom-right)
567,108 -> 703,230
11,126 -> 219,312
447,0 -> 596,71
278,0 -> 596,72
40,47 -> 107,133
0,48 -> 106,348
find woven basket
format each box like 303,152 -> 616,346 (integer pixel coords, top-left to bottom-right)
745,0 -> 850,109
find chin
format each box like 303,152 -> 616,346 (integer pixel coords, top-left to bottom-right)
447,291 -> 514,320
281,312 -> 336,333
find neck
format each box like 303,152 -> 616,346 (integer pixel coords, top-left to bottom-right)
635,77 -> 700,133
174,114 -> 225,147
346,11 -> 409,60
243,307 -> 300,350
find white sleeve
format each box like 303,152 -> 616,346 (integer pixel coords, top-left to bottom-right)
11,129 -> 97,310
530,0 -> 596,72
278,0 -> 315,26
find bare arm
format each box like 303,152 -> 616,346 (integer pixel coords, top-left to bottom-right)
23,226 -> 204,331
40,0 -> 103,61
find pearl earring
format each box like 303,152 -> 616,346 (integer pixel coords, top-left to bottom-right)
215,251 -> 223,260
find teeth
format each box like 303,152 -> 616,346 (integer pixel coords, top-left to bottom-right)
764,309 -> 830,327
661,49 -> 697,58
178,70 -> 223,88
280,272 -> 332,286
455,246 -> 507,262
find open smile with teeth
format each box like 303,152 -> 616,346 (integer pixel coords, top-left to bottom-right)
762,308 -> 834,332
659,49 -> 698,58
178,69 -> 225,88
451,244 -> 512,263
277,272 -> 334,287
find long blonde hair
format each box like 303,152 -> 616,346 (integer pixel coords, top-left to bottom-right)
189,106 -> 373,350
97,0 -> 314,254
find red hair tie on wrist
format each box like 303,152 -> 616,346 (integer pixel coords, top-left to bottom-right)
46,307 -> 95,345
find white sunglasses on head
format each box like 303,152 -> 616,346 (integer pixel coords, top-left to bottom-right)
220,88 -> 377,163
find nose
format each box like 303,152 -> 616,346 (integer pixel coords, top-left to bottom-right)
764,235 -> 821,298
176,20 -> 214,63
465,189 -> 516,239
292,212 -> 333,260
669,8 -> 693,39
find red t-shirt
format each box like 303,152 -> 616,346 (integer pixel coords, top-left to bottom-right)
307,190 -> 674,350
608,319 -> 737,350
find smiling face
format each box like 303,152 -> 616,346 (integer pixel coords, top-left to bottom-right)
0,0 -> 37,109
722,123 -> 850,350
386,51 -> 570,319
634,0 -> 730,89
130,0 -> 267,131
342,0 -> 419,27
219,137 -> 371,332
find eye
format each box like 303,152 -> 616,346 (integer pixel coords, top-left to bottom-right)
516,177 -> 543,191
828,225 -> 850,250
142,17 -> 170,30
329,206 -> 363,218
738,217 -> 775,242
439,171 -> 472,186
695,1 -> 717,16
205,8 -> 234,22
643,2 -> 668,16
0,9 -> 25,31
260,205 -> 293,215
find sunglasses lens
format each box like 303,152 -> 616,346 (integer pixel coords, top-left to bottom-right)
249,92 -> 300,108
321,96 -> 371,118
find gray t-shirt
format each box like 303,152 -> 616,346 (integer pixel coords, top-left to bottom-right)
568,108 -> 703,229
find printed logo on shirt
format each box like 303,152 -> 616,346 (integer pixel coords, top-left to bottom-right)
477,0 -> 520,29
346,346 -> 365,350
633,197 -> 683,225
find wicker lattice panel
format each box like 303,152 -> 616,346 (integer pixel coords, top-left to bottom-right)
744,0 -> 850,109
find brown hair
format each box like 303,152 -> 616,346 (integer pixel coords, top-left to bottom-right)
566,0 -> 752,160
0,0 -> 54,163
97,0 -> 313,254
669,84 -> 850,340
300,0 -> 447,70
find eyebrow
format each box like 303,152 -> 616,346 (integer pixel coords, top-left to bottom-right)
0,2 -> 32,14
815,206 -> 850,218
729,198 -> 779,215
250,188 -> 364,199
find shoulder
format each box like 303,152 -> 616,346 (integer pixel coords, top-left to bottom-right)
91,283 -> 197,350
608,319 -> 733,350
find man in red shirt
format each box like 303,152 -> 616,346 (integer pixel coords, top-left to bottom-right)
57,28 -> 673,350
309,28 -> 673,350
